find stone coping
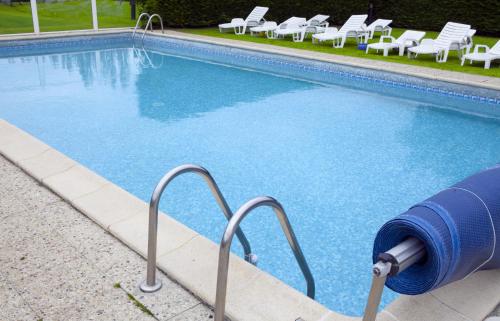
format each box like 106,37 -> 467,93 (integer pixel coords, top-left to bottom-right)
0,28 -> 498,91
159,30 -> 500,92
2,121 -> 500,321
0,30 -> 499,321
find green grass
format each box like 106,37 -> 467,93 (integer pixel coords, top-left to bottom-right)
179,27 -> 500,77
112,282 -> 155,318
126,293 -> 155,317
0,0 -> 135,34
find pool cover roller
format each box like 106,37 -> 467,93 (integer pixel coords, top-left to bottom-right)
373,164 -> 500,294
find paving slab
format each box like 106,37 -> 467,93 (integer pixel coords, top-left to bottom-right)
0,155 -> 213,321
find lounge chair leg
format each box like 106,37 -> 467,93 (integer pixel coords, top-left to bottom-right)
441,50 -> 449,63
336,37 -> 345,48
485,60 -> 491,69
383,48 -> 389,56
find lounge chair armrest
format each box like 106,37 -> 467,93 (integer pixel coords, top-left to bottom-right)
473,44 -> 490,53
320,22 -> 329,28
231,18 -> 245,24
380,35 -> 396,43
403,38 -> 420,46
325,27 -> 338,33
420,38 -> 434,45
447,40 -> 461,48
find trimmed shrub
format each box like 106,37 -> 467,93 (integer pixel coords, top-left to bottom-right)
373,0 -> 500,36
138,0 -> 500,35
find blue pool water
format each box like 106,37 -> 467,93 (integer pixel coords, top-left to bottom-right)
1,35 -> 500,316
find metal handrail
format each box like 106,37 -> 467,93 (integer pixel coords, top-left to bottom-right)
139,164 -> 256,293
214,196 -> 315,321
132,12 -> 151,40
133,46 -> 164,69
141,13 -> 164,42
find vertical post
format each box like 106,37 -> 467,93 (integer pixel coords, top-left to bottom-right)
91,0 -> 98,31
362,272 -> 388,321
30,0 -> 40,34
130,0 -> 136,20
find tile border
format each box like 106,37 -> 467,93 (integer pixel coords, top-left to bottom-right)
1,29 -> 498,121
157,30 -> 500,93
0,28 -> 499,93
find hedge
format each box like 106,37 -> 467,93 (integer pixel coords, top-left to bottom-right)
373,0 -> 500,36
138,0 -> 500,36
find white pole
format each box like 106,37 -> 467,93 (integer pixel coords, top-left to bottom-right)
30,0 -> 40,34
91,0 -> 98,31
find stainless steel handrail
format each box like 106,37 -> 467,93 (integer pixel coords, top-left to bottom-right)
214,196 -> 315,321
139,164 -> 256,293
133,46 -> 164,69
141,13 -> 164,42
132,12 -> 151,40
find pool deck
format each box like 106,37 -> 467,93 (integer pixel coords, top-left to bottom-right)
0,154 -> 213,321
1,29 -> 500,321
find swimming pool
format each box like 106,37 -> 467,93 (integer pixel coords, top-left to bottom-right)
1,33 -> 499,316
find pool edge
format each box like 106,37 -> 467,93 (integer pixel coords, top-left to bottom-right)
0,28 -> 499,92
2,117 -> 500,321
156,30 -> 500,92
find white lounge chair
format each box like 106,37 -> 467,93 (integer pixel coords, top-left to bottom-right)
312,14 -> 368,48
366,30 -> 426,56
407,22 -> 471,63
364,19 -> 393,39
302,14 -> 330,35
218,6 -> 269,35
450,29 -> 476,55
267,17 -> 307,40
461,40 -> 500,69
250,21 -> 278,37
272,15 -> 328,42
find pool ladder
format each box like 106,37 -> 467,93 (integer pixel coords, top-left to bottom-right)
139,164 -> 315,321
132,12 -> 164,43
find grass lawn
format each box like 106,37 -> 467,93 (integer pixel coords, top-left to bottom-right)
0,0 -> 135,34
179,27 -> 500,78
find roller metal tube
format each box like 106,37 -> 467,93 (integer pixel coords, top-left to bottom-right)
363,238 -> 426,321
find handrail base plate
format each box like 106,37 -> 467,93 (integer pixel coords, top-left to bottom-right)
139,279 -> 162,293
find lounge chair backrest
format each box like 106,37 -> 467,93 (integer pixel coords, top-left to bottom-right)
279,16 -> 307,29
435,22 -> 471,48
490,40 -> 500,55
367,19 -> 392,29
397,30 -> 426,44
307,14 -> 329,26
245,6 -> 269,23
339,15 -> 368,33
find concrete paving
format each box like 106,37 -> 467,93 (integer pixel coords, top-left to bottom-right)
0,155 -> 213,321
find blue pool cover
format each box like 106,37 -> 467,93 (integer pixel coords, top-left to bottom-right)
373,164 -> 500,294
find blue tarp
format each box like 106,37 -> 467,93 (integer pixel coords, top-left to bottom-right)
373,164 -> 500,295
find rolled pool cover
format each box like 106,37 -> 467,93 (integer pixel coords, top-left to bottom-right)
373,164 -> 500,295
